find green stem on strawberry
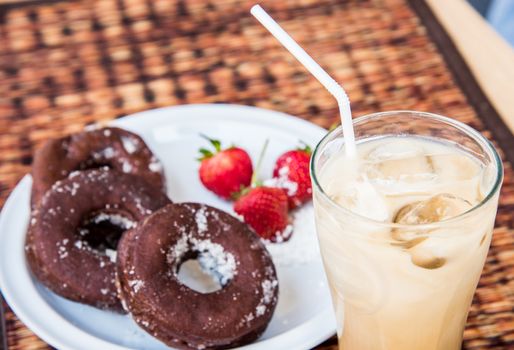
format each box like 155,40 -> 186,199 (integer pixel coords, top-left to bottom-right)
199,134 -> 222,153
298,140 -> 312,154
251,139 -> 269,187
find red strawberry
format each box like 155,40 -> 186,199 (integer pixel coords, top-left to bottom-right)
198,135 -> 252,199
234,139 -> 292,242
234,186 -> 291,242
270,145 -> 312,209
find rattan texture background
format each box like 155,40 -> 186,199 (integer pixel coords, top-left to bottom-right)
0,0 -> 513,349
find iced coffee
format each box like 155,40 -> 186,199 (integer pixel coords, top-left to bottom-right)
311,111 -> 503,350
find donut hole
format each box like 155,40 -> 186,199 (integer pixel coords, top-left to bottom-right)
77,210 -> 136,253
76,157 -> 113,171
174,245 -> 237,294
177,256 -> 223,294
76,147 -> 119,171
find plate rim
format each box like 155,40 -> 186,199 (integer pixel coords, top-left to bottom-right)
0,104 -> 335,350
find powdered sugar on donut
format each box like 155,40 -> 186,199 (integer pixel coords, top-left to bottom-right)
195,206 -> 208,234
148,157 -> 163,173
91,213 -> 136,230
169,232 -> 237,286
68,171 -> 81,179
105,249 -> 117,263
55,238 -> 69,260
95,147 -> 115,159
122,162 -> 133,173
195,239 -> 236,286
121,136 -> 139,154
133,197 -> 153,215
239,278 -> 278,325
128,279 -> 145,293
52,181 -> 80,196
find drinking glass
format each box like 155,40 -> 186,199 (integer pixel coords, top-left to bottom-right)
311,111 -> 503,350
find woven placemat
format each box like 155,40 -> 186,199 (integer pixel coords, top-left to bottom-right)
0,0 -> 513,349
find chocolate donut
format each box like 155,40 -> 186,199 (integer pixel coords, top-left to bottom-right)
117,203 -> 279,349
31,127 -> 165,207
25,169 -> 171,311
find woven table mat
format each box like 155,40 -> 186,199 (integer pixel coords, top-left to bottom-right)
0,0 -> 513,349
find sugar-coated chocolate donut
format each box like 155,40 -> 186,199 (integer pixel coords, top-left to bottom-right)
25,169 -> 171,311
117,203 -> 279,350
31,127 -> 165,207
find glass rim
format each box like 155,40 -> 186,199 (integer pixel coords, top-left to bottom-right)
310,110 -> 504,230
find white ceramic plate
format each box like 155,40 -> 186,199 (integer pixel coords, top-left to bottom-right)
0,104 -> 336,350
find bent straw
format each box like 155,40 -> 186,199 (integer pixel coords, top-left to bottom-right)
251,4 -> 356,156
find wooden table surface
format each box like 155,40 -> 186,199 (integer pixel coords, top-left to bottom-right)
0,0 -> 513,349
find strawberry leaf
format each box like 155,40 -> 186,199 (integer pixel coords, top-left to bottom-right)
298,140 -> 312,154
231,184 -> 250,201
210,138 -> 222,152
199,133 -> 222,153
199,148 -> 213,156
197,148 -> 214,161
253,179 -> 263,187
